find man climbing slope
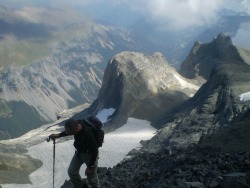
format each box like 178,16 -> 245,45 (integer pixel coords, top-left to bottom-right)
49,118 -> 101,188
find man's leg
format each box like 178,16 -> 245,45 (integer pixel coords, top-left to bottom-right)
86,166 -> 100,188
68,153 -> 85,188
83,152 -> 100,188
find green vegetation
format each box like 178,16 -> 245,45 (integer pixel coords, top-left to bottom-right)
237,47 -> 250,65
0,99 -> 12,118
0,39 -> 50,67
0,24 -> 92,68
13,40 -> 50,65
0,101 -> 47,140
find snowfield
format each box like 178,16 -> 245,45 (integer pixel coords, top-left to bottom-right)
1,117 -> 156,188
239,91 -> 250,102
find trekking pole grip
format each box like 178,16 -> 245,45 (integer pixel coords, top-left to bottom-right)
47,136 -> 51,142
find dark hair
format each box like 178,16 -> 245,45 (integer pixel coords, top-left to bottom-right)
64,119 -> 77,132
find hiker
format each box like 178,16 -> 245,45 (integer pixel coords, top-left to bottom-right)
49,118 -> 100,188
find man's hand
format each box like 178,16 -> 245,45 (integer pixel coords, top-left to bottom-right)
85,167 -> 94,175
49,134 -> 60,140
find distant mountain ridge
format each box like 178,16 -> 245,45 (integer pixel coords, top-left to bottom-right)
0,22 -> 147,139
128,14 -> 250,69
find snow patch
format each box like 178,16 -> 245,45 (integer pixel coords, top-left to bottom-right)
96,108 -> 116,123
173,73 -> 199,90
239,91 -> 250,102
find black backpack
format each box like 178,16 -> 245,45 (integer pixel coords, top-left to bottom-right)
84,116 -> 104,148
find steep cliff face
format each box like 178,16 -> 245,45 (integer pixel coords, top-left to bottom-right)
80,51 -> 199,130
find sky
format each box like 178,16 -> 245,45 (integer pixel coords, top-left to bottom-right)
1,0 -> 250,49
233,22 -> 250,49
1,0 -> 250,29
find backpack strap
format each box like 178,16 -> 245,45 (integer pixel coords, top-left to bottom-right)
84,116 -> 103,130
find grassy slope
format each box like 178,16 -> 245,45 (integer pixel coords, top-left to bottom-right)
0,26 -> 89,67
0,40 -> 50,66
0,5 -> 93,68
0,100 -> 46,140
237,47 -> 250,65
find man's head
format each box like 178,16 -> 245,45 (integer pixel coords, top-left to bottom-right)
64,119 -> 78,135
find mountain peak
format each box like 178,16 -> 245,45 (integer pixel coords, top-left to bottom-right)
108,51 -> 176,94
216,32 -> 232,43
179,33 -> 244,81
84,51 -> 199,130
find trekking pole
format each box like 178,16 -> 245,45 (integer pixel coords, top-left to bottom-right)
53,139 -> 55,188
47,137 -> 56,188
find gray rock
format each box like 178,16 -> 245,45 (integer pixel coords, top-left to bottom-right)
83,51 -> 199,131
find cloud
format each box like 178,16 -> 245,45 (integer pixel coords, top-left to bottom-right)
109,0 -> 250,30
241,0 -> 250,14
2,0 -> 250,30
143,0 -> 224,30
232,22 -> 250,49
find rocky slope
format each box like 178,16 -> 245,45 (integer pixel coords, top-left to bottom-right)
92,61 -> 250,187
74,51 -> 199,131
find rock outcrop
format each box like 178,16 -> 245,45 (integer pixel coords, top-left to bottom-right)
77,51 -> 199,131
179,33 -> 245,82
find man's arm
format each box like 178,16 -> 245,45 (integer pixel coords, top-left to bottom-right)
49,131 -> 69,140
85,128 -> 99,168
58,131 -> 68,137
88,148 -> 98,168
85,147 -> 98,176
